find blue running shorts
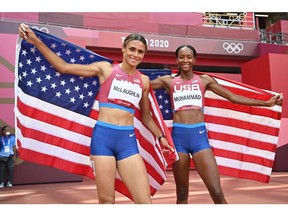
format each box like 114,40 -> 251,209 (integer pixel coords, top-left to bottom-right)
172,122 -> 211,155
90,121 -> 139,161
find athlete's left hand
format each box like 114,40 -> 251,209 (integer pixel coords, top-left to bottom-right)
160,137 -> 174,153
267,94 -> 283,106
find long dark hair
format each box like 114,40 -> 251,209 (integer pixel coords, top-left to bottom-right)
175,45 -> 197,77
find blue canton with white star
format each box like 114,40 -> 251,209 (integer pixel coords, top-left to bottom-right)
17,29 -> 113,116
140,69 -> 172,120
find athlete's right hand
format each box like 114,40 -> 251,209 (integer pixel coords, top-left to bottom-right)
18,23 -> 37,44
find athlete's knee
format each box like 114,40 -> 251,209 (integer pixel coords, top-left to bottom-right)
210,189 -> 227,204
98,194 -> 115,204
133,195 -> 152,204
177,188 -> 189,204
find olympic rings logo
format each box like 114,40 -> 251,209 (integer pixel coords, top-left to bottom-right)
31,26 -> 49,34
223,42 -> 244,54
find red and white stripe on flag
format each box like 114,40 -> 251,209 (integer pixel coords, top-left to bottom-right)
16,87 -> 96,178
201,72 -> 282,183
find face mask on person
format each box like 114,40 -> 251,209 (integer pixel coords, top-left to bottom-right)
5,132 -> 10,136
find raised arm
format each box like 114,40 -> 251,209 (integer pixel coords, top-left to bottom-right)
204,75 -> 283,107
18,23 -> 112,78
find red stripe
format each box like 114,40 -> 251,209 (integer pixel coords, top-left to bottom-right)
134,121 -> 166,167
205,98 -> 281,120
218,165 -> 270,183
212,148 -> 274,168
134,129 -> 166,180
17,118 -> 90,155
208,131 -> 277,152
89,109 -> 99,120
143,158 -> 166,184
17,140 -> 94,178
17,97 -> 93,137
115,178 -> 132,200
196,71 -> 273,97
205,115 -> 280,136
220,86 -> 270,100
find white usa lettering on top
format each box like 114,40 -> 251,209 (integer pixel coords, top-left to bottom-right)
174,84 -> 200,92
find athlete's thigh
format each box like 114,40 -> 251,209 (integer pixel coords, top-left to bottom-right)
192,149 -> 221,188
117,154 -> 151,202
90,155 -> 117,196
172,152 -> 191,188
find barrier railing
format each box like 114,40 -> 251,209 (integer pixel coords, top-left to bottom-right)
260,29 -> 288,45
203,12 -> 255,29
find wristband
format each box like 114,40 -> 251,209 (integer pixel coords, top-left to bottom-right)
157,134 -> 166,141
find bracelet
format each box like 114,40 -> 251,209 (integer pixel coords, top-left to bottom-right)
157,134 -> 166,141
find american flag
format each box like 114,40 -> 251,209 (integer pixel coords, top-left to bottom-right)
15,29 -> 177,200
202,73 -> 282,183
145,69 -> 282,183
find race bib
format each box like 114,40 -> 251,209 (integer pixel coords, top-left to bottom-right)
173,90 -> 203,111
108,78 -> 142,108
